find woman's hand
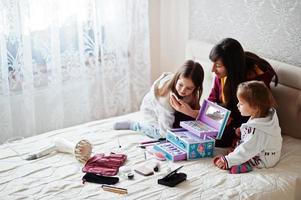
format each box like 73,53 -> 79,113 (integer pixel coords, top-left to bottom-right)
235,127 -> 241,138
169,94 -> 198,118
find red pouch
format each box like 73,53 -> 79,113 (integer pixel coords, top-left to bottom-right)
82,153 -> 127,176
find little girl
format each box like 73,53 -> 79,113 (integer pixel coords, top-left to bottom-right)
214,80 -> 282,173
114,60 -> 204,139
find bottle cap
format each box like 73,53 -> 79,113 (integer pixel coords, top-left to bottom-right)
127,172 -> 134,180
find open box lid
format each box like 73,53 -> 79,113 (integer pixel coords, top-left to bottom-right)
196,99 -> 231,140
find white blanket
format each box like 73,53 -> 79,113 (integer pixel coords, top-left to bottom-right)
0,112 -> 300,200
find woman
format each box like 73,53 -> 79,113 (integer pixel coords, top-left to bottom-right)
170,38 -> 278,147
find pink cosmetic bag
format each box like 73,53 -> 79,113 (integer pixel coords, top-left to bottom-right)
82,153 -> 127,176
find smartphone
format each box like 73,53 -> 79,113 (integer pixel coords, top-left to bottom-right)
171,92 -> 180,102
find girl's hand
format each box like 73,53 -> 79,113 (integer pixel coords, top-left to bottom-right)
170,94 -> 197,118
213,156 -> 227,170
170,93 -> 183,110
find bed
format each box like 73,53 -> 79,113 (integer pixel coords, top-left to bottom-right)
1,40 -> 301,200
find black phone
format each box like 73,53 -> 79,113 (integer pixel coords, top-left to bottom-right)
82,173 -> 119,185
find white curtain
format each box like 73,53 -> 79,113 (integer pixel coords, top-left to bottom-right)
0,0 -> 151,143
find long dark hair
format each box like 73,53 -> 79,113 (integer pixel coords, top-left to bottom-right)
156,60 -> 204,109
209,38 -> 246,106
245,51 -> 278,87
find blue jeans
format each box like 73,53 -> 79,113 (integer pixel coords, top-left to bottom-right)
131,122 -> 162,139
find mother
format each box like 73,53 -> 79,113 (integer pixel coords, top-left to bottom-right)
170,38 -> 278,147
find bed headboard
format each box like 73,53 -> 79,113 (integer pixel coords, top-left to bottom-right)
186,39 -> 301,139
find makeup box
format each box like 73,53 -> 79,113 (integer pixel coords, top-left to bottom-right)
154,100 -> 230,161
180,99 -> 230,139
166,129 -> 215,160
153,142 -> 187,162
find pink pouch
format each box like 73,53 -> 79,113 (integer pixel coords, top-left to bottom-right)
82,153 -> 127,176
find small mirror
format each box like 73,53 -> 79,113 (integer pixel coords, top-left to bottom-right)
205,105 -> 225,122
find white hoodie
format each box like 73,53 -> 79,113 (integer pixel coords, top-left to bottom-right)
224,108 -> 282,169
140,72 -> 175,137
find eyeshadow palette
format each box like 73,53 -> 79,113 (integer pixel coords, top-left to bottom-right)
180,99 -> 230,139
153,142 -> 187,161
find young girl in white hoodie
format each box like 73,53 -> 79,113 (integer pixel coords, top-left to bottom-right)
114,60 -> 204,139
214,80 -> 282,173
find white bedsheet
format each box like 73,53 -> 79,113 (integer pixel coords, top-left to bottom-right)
0,112 -> 300,200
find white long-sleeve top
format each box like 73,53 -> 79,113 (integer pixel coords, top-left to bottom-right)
140,72 -> 175,137
224,108 -> 282,169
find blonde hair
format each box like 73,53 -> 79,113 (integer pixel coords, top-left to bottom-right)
155,60 -> 204,109
237,80 -> 276,117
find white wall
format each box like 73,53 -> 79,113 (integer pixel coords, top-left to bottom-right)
149,0 -> 301,79
190,0 -> 301,68
149,0 -> 160,82
149,0 -> 189,81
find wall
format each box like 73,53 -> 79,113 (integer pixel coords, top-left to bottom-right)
149,0 -> 161,81
149,0 -> 189,81
149,0 -> 301,80
190,0 -> 301,68
159,0 -> 189,74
